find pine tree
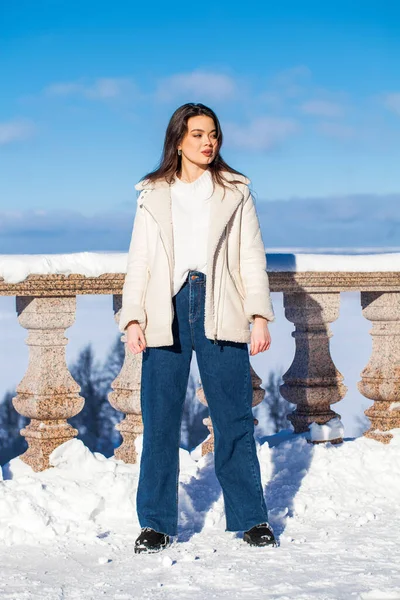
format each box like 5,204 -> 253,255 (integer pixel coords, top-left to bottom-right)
97,335 -> 126,396
180,373 -> 208,451
68,337 -> 124,456
263,371 -> 293,434
69,343 -> 103,449
0,390 -> 28,465
95,334 -> 124,455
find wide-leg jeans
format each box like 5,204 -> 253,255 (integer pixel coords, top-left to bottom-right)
137,270 -> 269,536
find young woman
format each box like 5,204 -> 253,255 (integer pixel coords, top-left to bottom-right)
119,103 -> 276,553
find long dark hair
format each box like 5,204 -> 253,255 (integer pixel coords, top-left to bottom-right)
141,103 -> 247,192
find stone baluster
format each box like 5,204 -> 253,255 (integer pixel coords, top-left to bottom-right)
197,365 -> 265,456
199,416 -> 215,456
358,292 -> 400,443
280,292 -> 346,441
195,381 -> 212,455
12,296 -> 84,472
108,295 -> 143,463
250,367 -> 265,426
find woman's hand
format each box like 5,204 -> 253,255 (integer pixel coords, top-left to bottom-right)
250,315 -> 271,356
126,320 -> 147,354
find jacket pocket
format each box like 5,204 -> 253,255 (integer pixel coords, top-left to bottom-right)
231,269 -> 246,301
141,268 -> 150,302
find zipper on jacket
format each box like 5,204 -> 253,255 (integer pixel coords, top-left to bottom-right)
214,277 -> 220,345
169,186 -> 175,323
213,225 -> 227,344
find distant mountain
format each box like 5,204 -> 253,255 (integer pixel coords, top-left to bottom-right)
1,193 -> 400,254
255,194 -> 400,250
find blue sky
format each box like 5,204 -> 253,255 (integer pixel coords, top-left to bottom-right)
1,0 -> 399,219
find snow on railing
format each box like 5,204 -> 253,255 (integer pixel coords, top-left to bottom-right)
1,251 -> 400,471
2,251 -> 400,284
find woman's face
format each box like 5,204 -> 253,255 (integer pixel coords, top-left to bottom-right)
177,115 -> 219,166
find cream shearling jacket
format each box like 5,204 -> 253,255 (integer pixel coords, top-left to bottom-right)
119,170 -> 275,346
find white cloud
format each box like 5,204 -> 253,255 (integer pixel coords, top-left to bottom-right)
0,119 -> 36,145
271,65 -> 312,98
156,69 -> 237,102
45,82 -> 82,96
45,78 -> 137,100
383,93 -> 400,116
300,100 -> 344,118
317,121 -> 356,140
273,65 -> 312,85
256,91 -> 282,108
224,116 -> 299,151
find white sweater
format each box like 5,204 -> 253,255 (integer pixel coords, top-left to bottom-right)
171,169 -> 213,296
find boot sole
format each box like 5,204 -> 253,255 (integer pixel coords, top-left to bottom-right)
243,534 -> 277,547
134,540 -> 171,554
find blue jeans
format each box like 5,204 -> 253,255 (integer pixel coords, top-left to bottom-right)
137,270 -> 269,536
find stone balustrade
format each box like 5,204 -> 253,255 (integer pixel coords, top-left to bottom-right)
1,262 -> 400,471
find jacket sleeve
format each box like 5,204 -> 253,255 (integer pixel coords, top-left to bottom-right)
118,199 -> 148,333
239,186 -> 275,323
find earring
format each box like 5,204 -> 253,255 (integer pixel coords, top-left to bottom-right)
177,149 -> 182,156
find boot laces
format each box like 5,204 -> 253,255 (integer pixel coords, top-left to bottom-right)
255,522 -> 274,533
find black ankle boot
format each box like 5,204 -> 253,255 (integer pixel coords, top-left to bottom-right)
134,527 -> 171,554
243,522 -> 277,547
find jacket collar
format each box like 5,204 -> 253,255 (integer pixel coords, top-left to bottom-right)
136,170 -> 250,269
134,170 -> 250,190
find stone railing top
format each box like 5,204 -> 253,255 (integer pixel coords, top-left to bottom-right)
1,251 -> 400,295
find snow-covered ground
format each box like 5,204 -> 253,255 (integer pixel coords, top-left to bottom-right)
1,431 -> 400,599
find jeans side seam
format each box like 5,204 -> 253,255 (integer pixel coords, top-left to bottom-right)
173,363 -> 191,536
222,363 -> 256,531
242,361 -> 269,522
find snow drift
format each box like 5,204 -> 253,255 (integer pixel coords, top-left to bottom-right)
1,430 -> 400,547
